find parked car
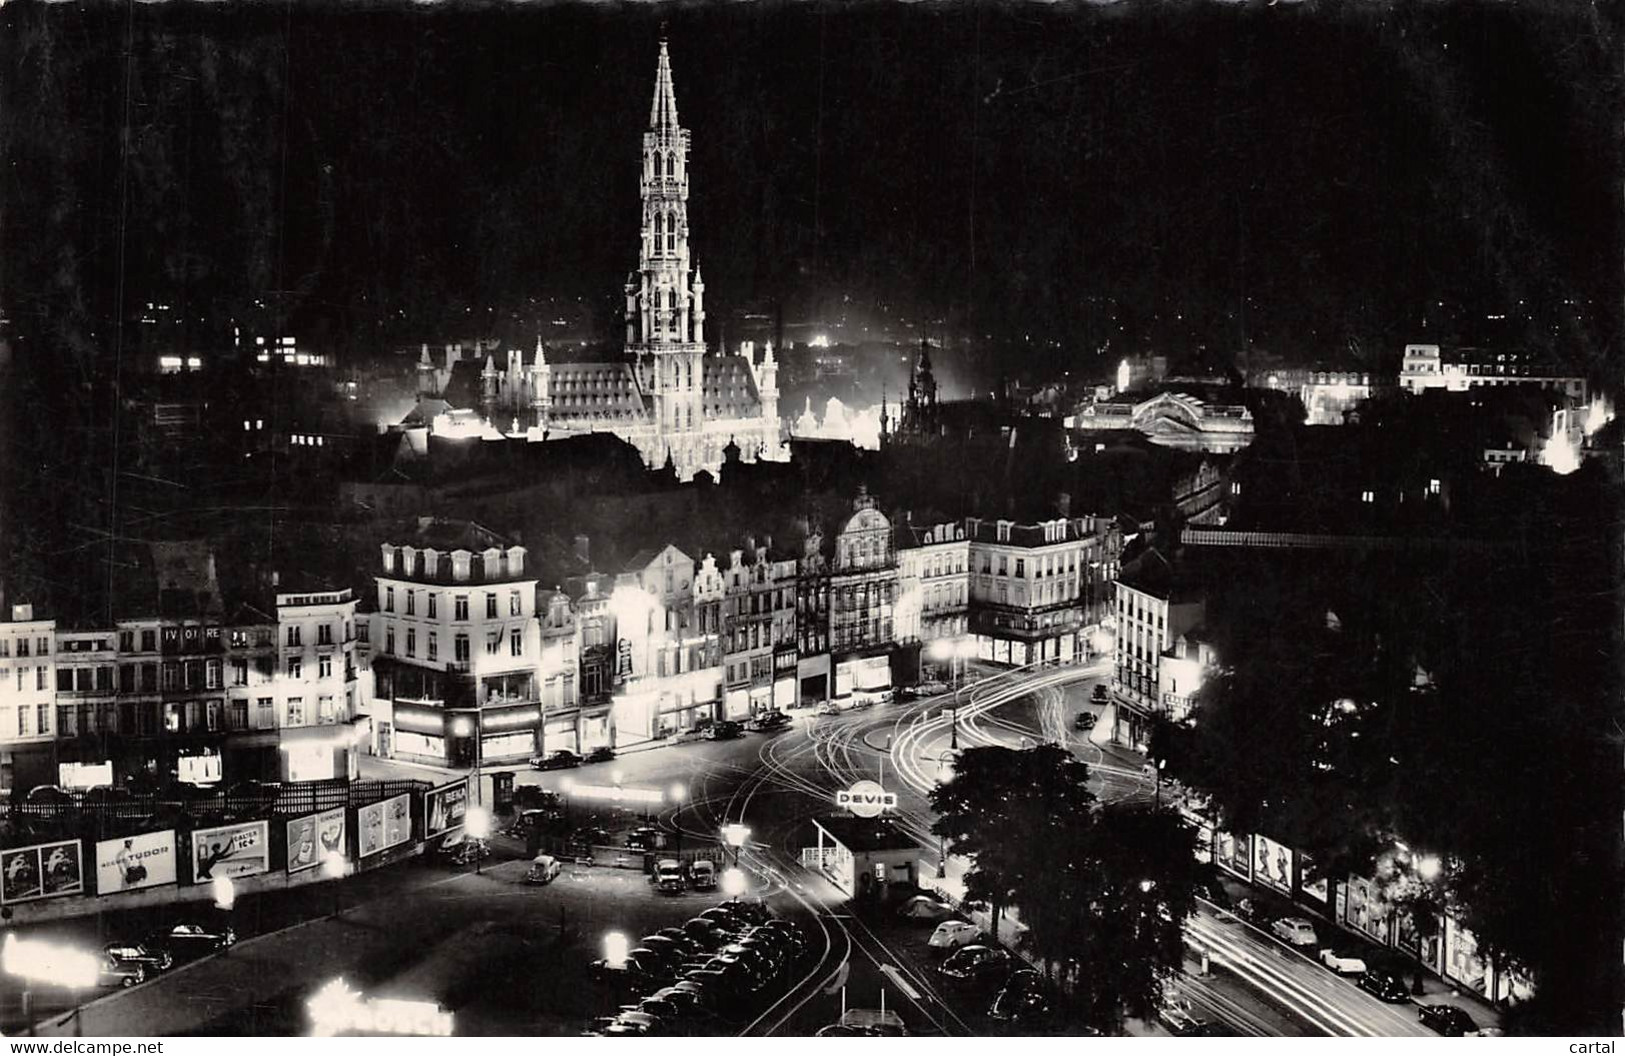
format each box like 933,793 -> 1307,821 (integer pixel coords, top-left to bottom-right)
531,750 -> 581,771
1091,683 -> 1110,704
987,969 -> 1052,1024
937,944 -> 1014,988
747,710 -> 790,732
1357,968 -> 1412,1003
97,956 -> 147,989
1271,916 -> 1320,947
105,942 -> 173,973
655,859 -> 687,894
1073,711 -> 1097,731
709,720 -> 744,741
928,921 -> 983,949
627,826 -> 664,851
689,859 -> 718,890
525,854 -> 561,885
1318,947 -> 1368,975
915,681 -> 949,697
814,701 -> 842,716
898,894 -> 954,921
1417,1003 -> 1477,1036
146,921 -> 236,956
585,746 -> 617,764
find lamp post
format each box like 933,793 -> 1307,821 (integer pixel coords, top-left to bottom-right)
1153,757 -> 1166,808
322,852 -> 347,917
721,823 -> 751,870
466,805 -> 491,876
3,934 -> 102,1037
212,874 -> 236,954
669,784 -> 687,852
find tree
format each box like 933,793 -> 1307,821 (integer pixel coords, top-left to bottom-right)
929,745 -> 1200,1032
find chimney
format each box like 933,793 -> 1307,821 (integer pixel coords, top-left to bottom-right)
574,534 -> 591,564
10,603 -> 33,622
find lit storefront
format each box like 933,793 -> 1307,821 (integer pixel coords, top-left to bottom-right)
803,816 -> 919,901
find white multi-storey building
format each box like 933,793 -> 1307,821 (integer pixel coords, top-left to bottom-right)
896,521 -> 971,654
0,605 -> 56,792
1111,549 -> 1205,751
275,587 -> 362,782
1399,343 -> 1587,403
371,521 -> 539,768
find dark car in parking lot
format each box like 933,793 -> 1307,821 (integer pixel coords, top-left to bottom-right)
987,969 -> 1053,1024
105,942 -> 173,973
937,944 -> 1014,989
1417,1004 -> 1478,1036
531,750 -> 581,771
1357,968 -> 1412,1003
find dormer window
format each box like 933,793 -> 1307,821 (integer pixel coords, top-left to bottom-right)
380,544 -> 397,575
423,549 -> 440,577
451,551 -> 472,582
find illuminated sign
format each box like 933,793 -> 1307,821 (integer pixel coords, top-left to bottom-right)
58,762 -> 113,790
96,831 -> 177,894
563,783 -> 664,806
308,978 -> 453,1037
0,839 -> 84,904
357,794 -> 412,858
424,780 -> 469,840
835,781 -> 896,818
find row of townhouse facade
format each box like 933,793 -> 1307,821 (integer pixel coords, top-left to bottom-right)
0,498 -> 1128,791
0,589 -> 363,798
359,500 -> 1125,770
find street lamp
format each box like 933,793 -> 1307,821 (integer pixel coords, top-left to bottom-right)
603,931 -> 630,970
721,867 -> 747,898
3,934 -> 102,1036
466,805 -> 491,876
322,851 -> 347,917
721,823 -> 751,869
212,875 -> 237,954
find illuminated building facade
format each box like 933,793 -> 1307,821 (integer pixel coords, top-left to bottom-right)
370,521 -> 541,768
401,40 -> 785,481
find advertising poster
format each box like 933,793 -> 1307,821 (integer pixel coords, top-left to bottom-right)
358,794 -> 412,858
96,831 -> 176,894
287,808 -> 348,874
1216,831 -> 1252,881
1342,875 -> 1390,943
191,821 -> 270,883
0,841 -> 76,904
1299,851 -> 1328,904
424,780 -> 469,840
1252,833 -> 1295,894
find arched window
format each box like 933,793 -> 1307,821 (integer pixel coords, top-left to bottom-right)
666,153 -> 675,177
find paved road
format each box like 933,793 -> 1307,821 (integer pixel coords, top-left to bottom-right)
13,660 -> 1453,1036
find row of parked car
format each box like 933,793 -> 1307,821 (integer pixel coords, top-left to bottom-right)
895,894 -> 1069,1029
584,900 -> 812,1035
1227,895 -> 1495,1035
96,920 -> 238,988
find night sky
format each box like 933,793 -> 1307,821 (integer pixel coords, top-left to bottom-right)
3,1 -> 1619,373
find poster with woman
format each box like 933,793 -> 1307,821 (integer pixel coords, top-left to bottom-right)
287,808 -> 347,873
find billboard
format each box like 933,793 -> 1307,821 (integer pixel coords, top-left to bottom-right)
287,808 -> 348,874
1216,831 -> 1251,881
191,821 -> 271,884
1252,834 -> 1295,894
96,831 -> 176,894
358,794 -> 412,858
1,839 -> 84,904
423,780 -> 469,841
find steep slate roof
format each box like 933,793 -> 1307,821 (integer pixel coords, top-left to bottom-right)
702,355 -> 764,419
547,362 -> 650,420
